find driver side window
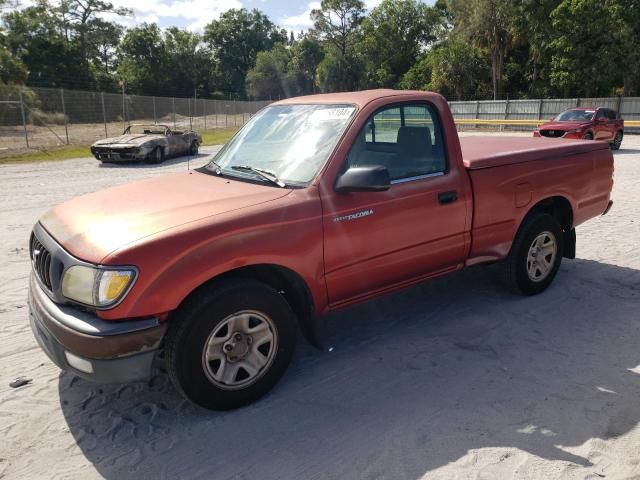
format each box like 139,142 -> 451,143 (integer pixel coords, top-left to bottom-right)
347,103 -> 447,182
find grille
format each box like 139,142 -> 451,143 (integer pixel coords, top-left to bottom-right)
30,233 -> 53,290
540,129 -> 565,138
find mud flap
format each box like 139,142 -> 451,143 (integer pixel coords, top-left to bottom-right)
563,228 -> 576,259
300,312 -> 328,351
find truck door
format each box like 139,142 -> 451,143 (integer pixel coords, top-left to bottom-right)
321,102 -> 468,305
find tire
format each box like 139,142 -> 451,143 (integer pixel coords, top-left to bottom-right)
148,147 -> 164,164
189,141 -> 199,156
611,130 -> 623,150
165,279 -> 297,410
582,132 -> 594,140
502,212 -> 564,296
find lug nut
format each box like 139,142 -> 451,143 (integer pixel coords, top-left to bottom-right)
247,336 -> 253,344
234,333 -> 242,341
224,344 -> 233,352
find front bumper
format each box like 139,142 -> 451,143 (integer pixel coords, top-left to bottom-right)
91,148 -> 147,162
28,274 -> 167,383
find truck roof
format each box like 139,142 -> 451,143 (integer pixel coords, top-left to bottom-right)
273,89 -> 443,108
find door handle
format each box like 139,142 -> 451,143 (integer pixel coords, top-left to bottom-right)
438,191 -> 458,205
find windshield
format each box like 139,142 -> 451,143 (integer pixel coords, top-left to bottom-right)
206,104 -> 356,185
125,125 -> 167,135
554,109 -> 595,122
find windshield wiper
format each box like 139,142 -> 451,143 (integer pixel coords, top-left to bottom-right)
230,165 -> 286,188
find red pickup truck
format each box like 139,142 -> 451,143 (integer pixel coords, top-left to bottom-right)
28,90 -> 614,410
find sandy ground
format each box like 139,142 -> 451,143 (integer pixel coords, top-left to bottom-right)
1,135 -> 640,479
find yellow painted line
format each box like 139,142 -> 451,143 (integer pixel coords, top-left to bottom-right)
454,119 -> 544,126
455,118 -> 640,127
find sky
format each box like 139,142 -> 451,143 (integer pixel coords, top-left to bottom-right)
12,0 -> 435,34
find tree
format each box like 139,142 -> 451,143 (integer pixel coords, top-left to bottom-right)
0,46 -> 28,84
616,0 -> 640,95
402,38 -> 489,100
86,18 -> 122,75
164,27 -> 210,97
204,8 -> 286,98
116,23 -> 168,94
246,43 -> 293,99
63,0 -> 130,80
1,2 -> 85,88
311,0 -> 365,56
316,48 -> 363,92
548,0 -> 624,97
447,0 -> 517,99
290,35 -> 324,93
358,0 -> 443,88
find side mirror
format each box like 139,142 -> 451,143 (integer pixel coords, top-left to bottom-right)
335,165 -> 390,194
598,117 -> 607,123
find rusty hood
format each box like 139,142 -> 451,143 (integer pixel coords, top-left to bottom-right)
39,171 -> 290,263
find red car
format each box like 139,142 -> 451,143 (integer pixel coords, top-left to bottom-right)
28,90 -> 614,410
533,107 -> 624,150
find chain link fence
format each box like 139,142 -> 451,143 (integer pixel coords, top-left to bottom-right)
3,86 -> 640,152
0,85 -> 271,151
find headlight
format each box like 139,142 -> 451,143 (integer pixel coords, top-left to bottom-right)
61,265 -> 136,308
567,128 -> 583,134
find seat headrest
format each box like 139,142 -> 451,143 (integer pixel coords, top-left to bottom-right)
396,126 -> 432,158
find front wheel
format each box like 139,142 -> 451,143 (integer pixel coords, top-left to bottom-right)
502,213 -> 564,295
147,147 -> 165,164
189,141 -> 199,156
165,279 -> 297,410
582,132 -> 594,140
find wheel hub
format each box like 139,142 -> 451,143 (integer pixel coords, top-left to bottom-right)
526,231 -> 557,282
222,332 -> 252,362
202,310 -> 278,390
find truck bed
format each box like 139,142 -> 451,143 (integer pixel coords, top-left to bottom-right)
460,136 -> 610,170
460,136 -> 614,266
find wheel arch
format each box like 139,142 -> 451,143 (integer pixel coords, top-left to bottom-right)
175,263 -> 322,349
520,195 -> 575,258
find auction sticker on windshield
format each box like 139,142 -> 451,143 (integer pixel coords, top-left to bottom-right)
311,107 -> 355,121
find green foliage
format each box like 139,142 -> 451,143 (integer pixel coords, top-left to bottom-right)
204,8 -> 287,98
402,38 -> 489,100
316,48 -> 363,92
1,0 -> 639,100
290,35 -> 324,93
246,43 -> 292,99
311,0 -> 365,56
446,0 -> 517,99
549,0 -> 625,97
358,0 -> 444,88
0,46 -> 27,83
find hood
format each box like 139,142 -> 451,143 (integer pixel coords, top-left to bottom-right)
93,134 -> 164,147
539,121 -> 591,131
39,171 -> 290,263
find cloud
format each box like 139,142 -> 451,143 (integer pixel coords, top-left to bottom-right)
279,2 -> 320,31
279,0 -> 384,32
103,0 -> 243,31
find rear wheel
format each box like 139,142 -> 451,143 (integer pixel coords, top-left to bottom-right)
582,132 -> 594,140
165,279 -> 297,410
612,130 -> 623,150
502,212 -> 564,295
